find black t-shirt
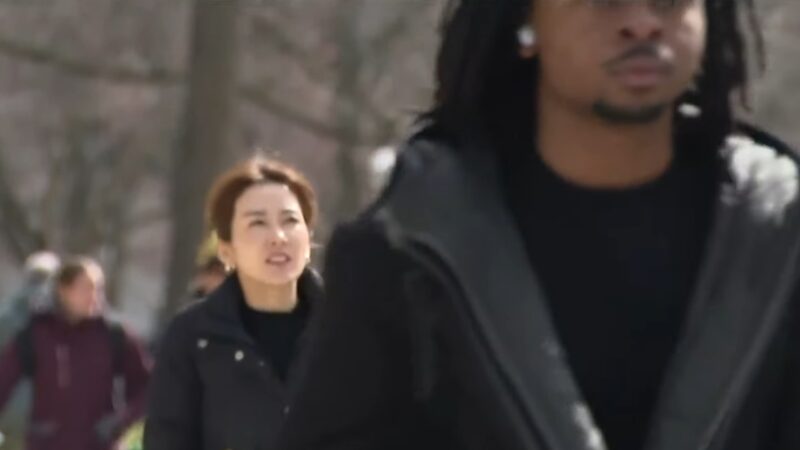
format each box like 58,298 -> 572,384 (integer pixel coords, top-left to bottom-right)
239,292 -> 310,382
502,139 -> 719,450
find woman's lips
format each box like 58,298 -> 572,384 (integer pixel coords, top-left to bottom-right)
266,253 -> 292,266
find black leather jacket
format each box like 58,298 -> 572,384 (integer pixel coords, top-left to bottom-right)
277,125 -> 800,450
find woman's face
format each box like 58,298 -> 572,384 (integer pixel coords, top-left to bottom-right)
58,270 -> 104,320
219,183 -> 311,287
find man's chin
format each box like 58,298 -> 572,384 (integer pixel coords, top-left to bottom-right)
591,100 -> 669,125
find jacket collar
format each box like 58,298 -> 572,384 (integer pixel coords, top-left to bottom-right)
35,311 -> 106,331
644,130 -> 800,450
378,125 -> 800,450
198,269 -> 324,346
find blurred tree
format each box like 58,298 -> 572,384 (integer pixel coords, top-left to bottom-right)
0,0 -> 792,331
161,0 -> 242,320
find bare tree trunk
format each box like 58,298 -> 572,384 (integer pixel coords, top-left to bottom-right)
61,122 -> 97,254
332,0 -> 367,221
162,0 -> 241,321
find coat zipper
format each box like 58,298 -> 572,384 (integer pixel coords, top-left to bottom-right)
55,344 -> 70,388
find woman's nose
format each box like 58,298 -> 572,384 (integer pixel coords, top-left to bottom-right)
268,227 -> 288,245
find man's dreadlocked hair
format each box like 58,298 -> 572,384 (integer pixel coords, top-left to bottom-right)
427,0 -> 764,153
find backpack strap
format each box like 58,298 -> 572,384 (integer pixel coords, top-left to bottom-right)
106,320 -> 126,377
105,320 -> 128,411
14,323 -> 36,377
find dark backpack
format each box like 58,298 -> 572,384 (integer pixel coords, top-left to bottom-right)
15,320 -> 126,378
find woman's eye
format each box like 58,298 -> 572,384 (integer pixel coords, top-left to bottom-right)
249,220 -> 266,227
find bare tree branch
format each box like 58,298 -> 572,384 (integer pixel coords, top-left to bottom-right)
96,138 -> 156,306
0,150 -> 44,262
352,1 -> 437,142
239,83 -> 397,146
39,140 -> 68,247
249,12 -> 398,141
0,32 -> 399,147
0,35 -> 183,85
368,0 -> 435,57
0,34 -> 377,143
250,14 -> 330,87
238,83 -> 339,138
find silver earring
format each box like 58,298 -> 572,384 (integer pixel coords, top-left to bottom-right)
517,25 -> 536,49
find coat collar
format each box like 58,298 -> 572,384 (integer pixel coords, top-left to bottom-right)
378,126 -> 800,450
198,269 -> 324,346
644,132 -> 800,450
35,311 -> 107,331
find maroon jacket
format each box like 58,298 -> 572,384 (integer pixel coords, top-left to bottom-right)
0,313 -> 151,450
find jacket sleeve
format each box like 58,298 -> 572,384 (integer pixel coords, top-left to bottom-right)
115,329 -> 153,434
275,220 -> 422,450
142,312 -> 201,450
0,338 -> 22,412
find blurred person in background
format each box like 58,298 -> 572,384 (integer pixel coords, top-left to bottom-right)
0,251 -> 60,449
276,0 -> 800,449
149,234 -> 227,354
0,251 -> 60,346
0,256 -> 151,450
187,233 -> 227,302
144,156 -> 324,450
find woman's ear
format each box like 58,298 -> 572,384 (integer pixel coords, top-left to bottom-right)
217,241 -> 236,272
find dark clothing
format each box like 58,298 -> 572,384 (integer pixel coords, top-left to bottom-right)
0,279 -> 48,440
240,291 -> 311,382
0,313 -> 151,450
143,269 -> 323,450
276,126 -> 800,450
503,139 -> 718,449
0,279 -> 52,347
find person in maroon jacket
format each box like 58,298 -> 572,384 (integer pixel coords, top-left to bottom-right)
0,256 -> 151,450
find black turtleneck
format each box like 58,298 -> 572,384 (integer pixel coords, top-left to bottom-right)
239,289 -> 310,382
502,136 -> 719,450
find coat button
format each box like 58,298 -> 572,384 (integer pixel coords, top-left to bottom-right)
234,350 -> 244,362
197,339 -> 208,349
283,405 -> 291,415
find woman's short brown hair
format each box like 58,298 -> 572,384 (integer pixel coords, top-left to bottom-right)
56,256 -> 103,287
205,156 -> 317,242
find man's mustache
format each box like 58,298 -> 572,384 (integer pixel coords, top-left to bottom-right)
603,43 -> 674,70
